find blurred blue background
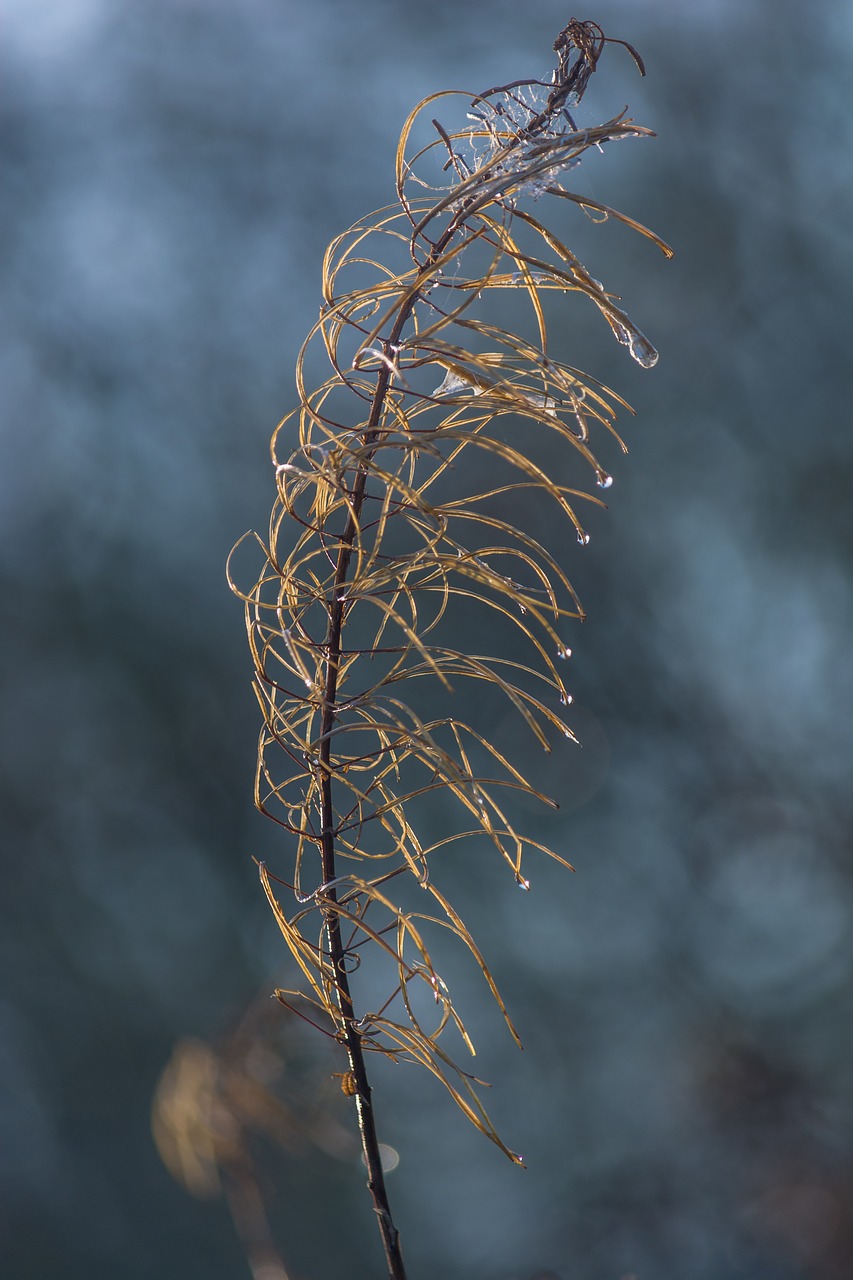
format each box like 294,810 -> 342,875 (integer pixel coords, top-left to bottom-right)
3,1 -> 853,1277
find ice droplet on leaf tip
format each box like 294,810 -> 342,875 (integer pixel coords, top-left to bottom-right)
630,331 -> 659,368
610,312 -> 660,369
596,472 -> 613,489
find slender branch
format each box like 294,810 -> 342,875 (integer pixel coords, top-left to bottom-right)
316,165 -> 483,1279
317,347 -> 411,1280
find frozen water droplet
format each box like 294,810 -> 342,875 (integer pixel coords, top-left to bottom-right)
611,316 -> 659,368
557,645 -> 572,660
559,690 -> 573,706
577,531 -> 590,546
516,876 -> 530,891
628,331 -> 659,368
433,369 -> 469,397
518,602 -> 527,615
596,472 -> 613,489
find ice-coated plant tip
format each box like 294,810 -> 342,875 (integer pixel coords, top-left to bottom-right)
229,18 -> 670,1279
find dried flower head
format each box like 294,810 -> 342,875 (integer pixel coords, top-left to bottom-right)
230,18 -> 670,1178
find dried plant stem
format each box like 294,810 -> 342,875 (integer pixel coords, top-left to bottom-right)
233,18 -> 670,1279
318,910 -> 405,1279
319,208 -> 471,1277
319,771 -> 407,1275
318,357 -> 409,1278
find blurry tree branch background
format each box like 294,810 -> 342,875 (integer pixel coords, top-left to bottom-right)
2,1 -> 852,1278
